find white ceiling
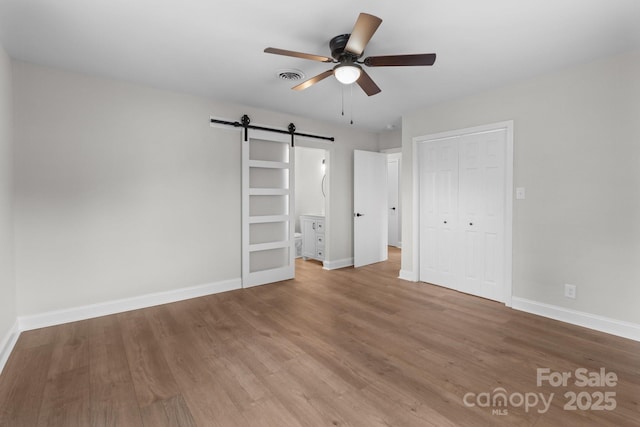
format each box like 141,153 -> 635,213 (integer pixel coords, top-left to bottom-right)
1,0 -> 639,131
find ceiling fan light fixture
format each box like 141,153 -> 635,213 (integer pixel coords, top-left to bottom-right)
334,64 -> 362,85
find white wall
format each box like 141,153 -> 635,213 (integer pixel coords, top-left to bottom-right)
402,50 -> 640,324
0,44 -> 16,352
378,129 -> 402,151
294,147 -> 325,232
13,61 -> 377,316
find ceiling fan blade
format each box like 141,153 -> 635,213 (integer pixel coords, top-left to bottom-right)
364,53 -> 437,67
292,70 -> 335,91
356,70 -> 381,96
264,47 -> 333,63
344,13 -> 383,56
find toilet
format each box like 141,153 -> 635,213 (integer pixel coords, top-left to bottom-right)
294,232 -> 303,258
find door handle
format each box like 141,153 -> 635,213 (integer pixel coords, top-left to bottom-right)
355,213 -> 364,217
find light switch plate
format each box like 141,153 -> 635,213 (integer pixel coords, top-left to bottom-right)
516,187 -> 526,200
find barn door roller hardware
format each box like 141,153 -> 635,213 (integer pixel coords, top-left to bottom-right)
210,115 -> 335,146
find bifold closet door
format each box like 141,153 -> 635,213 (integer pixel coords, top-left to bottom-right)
419,128 -> 507,303
242,129 -> 295,288
418,137 -> 458,288
458,129 -> 506,301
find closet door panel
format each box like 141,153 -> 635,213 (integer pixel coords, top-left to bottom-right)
419,142 -> 438,283
419,138 -> 458,288
459,129 -> 506,301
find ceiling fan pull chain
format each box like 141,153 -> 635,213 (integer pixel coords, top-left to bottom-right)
350,84 -> 354,125
341,85 -> 345,116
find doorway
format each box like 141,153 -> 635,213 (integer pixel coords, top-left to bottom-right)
387,151 -> 402,248
295,146 -> 329,266
352,149 -> 403,270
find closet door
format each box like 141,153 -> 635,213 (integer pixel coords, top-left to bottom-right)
242,129 -> 295,288
418,126 -> 508,302
419,137 -> 458,288
458,129 -> 506,301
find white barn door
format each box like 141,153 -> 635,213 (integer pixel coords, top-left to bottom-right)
242,129 -> 295,288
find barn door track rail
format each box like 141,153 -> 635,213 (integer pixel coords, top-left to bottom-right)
210,114 -> 335,146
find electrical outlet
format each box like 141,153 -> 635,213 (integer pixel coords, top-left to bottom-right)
564,284 -> 576,299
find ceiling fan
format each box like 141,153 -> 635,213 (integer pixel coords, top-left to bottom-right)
264,13 -> 436,96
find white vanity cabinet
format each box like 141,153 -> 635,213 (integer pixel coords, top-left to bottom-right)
300,215 -> 325,261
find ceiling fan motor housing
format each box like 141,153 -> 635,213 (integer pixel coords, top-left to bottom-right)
330,34 -> 361,61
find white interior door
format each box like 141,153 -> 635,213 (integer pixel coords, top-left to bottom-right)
387,157 -> 400,247
419,138 -> 458,288
458,129 -> 506,301
418,124 -> 509,303
354,150 -> 388,268
242,129 -> 294,288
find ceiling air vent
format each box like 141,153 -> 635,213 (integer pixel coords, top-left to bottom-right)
277,69 -> 305,81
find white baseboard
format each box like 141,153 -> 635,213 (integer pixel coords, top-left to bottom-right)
398,269 -> 417,282
512,297 -> 640,342
323,258 -> 354,270
0,320 -> 20,376
18,278 -> 241,332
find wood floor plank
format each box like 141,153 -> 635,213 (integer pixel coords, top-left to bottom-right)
203,353 -> 272,412
117,311 -> 181,408
240,397 -> 304,427
161,394 -> 197,427
1,248 -> 639,426
182,382 -> 250,427
139,394 -> 197,427
0,344 -> 53,426
46,321 -> 90,379
88,316 -> 142,426
12,327 -> 57,352
316,389 -> 393,427
286,355 -> 357,398
37,366 -> 91,427
258,368 -> 330,427
139,399 -> 171,427
156,331 -> 216,391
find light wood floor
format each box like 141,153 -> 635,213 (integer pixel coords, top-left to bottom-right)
1,247 -> 639,426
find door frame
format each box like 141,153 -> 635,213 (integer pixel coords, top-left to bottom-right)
411,120 -> 514,306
